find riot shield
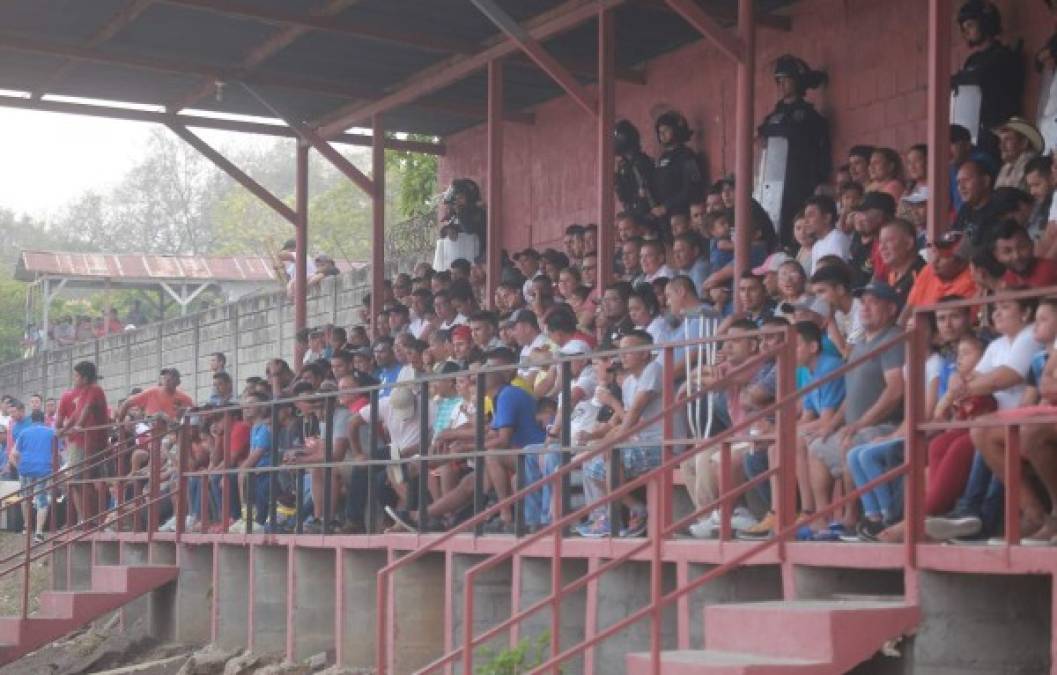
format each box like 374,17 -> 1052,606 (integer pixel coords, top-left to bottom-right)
1038,68 -> 1057,155
754,136 -> 788,232
950,83 -> 983,145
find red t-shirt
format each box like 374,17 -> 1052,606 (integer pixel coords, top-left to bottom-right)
56,390 -> 76,428
1003,258 -> 1057,289
71,384 -> 109,452
228,420 -> 251,465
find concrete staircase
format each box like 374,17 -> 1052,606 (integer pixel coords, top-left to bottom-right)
0,564 -> 178,665
626,599 -> 920,674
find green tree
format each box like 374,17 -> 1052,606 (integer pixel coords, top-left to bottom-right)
385,134 -> 439,219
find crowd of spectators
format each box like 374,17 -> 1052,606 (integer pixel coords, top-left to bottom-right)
3,1 -> 1057,546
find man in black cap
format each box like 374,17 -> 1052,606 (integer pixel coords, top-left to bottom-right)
951,0 -> 1023,159
757,54 -> 831,248
614,120 -> 657,221
848,192 -> 896,287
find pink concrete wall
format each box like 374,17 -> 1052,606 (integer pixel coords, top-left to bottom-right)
437,0 -> 1057,252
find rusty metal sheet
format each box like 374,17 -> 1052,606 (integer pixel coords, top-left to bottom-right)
18,251 -> 279,282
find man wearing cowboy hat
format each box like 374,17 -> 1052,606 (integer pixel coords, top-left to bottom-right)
994,117 -> 1045,191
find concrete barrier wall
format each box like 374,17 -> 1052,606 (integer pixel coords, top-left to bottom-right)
0,268 -> 374,405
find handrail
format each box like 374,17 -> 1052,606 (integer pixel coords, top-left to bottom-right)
369,339 -> 787,675
414,328 -> 910,674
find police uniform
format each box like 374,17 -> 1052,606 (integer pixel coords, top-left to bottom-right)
653,112 -> 706,220
758,98 -> 831,249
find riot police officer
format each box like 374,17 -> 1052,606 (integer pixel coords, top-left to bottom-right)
441,178 -> 486,260
614,119 -> 657,221
652,110 -> 706,224
951,0 -> 1023,160
756,54 -> 831,250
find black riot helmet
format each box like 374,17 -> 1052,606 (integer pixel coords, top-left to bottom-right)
773,54 -> 828,95
654,110 -> 692,146
614,120 -> 642,155
442,178 -> 481,206
958,1 -> 1002,41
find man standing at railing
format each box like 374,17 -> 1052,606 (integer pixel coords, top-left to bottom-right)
116,369 -> 193,425
11,411 -> 55,543
58,361 -> 109,526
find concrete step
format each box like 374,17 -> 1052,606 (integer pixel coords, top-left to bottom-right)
91,564 -> 179,594
38,590 -> 131,621
0,564 -> 178,667
704,600 -> 919,669
626,649 -> 833,674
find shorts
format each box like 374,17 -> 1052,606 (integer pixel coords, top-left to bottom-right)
20,475 -> 50,511
808,424 -> 895,478
68,443 -> 108,480
583,445 -> 662,482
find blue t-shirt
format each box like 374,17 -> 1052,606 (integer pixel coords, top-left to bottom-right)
375,364 -> 403,397
709,239 -> 734,271
250,422 -> 273,466
491,385 -> 546,449
936,356 -> 956,400
10,417 -> 31,445
15,423 -> 54,477
802,353 -> 846,417
1027,350 -> 1049,388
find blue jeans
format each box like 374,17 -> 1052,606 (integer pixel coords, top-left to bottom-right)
521,444 -> 561,526
846,438 -> 904,521
952,451 -> 1004,535
742,449 -> 771,509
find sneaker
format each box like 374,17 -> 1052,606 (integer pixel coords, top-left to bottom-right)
619,508 -> 648,538
575,516 -> 611,538
158,515 -> 177,532
924,515 -> 982,540
856,519 -> 886,543
302,516 -> 323,534
228,518 -> 247,534
384,506 -> 418,533
736,511 -> 775,540
810,523 -> 848,542
730,507 -> 759,532
689,512 -> 719,539
32,533 -> 44,544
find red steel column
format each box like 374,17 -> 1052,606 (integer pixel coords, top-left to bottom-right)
597,8 -> 616,289
927,0 -> 952,244
372,115 -> 386,336
294,141 -> 309,368
486,59 -> 504,309
732,0 -> 754,311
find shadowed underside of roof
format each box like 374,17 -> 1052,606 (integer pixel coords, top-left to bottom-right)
0,0 -> 796,138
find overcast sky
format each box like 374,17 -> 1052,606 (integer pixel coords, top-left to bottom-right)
0,105 -> 269,221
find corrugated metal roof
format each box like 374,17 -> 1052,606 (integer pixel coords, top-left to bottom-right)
15,250 -> 285,282
0,0 -> 796,138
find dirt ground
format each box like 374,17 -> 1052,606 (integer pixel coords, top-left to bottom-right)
0,531 -> 49,617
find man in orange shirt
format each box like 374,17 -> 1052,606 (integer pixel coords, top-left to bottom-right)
901,231 -> 977,324
116,368 -> 194,422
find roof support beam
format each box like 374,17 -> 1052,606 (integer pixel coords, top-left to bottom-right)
664,0 -> 744,63
30,0 -> 154,99
166,123 -> 297,225
638,0 -> 792,32
469,0 -> 597,116
157,0 -> 478,55
242,83 -> 374,196
167,0 -> 359,112
316,0 -> 627,138
0,94 -> 445,154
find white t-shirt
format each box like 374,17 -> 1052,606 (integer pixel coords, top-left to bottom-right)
975,324 -> 1044,410
622,360 -> 663,442
440,313 -> 468,330
834,298 -> 865,346
285,259 -> 317,279
359,397 -> 429,453
643,265 -> 676,283
518,333 -> 554,380
811,228 -> 851,269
